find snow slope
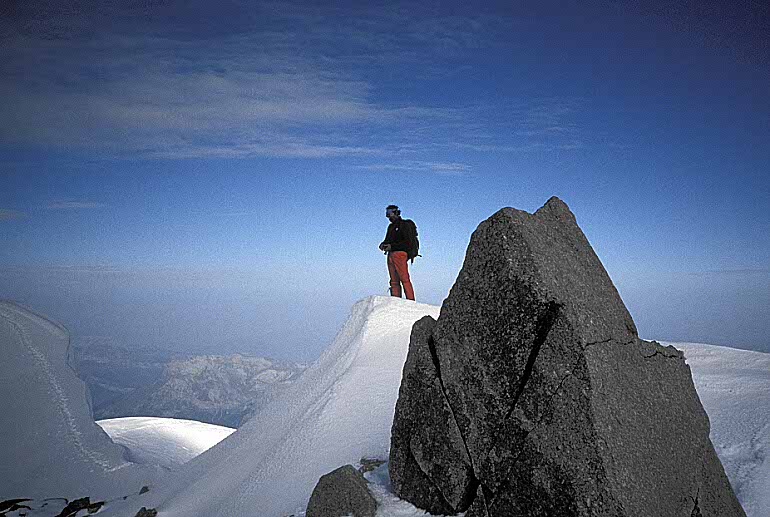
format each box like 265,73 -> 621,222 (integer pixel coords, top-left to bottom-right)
132,296 -> 440,517
97,417 -> 235,469
4,295 -> 767,517
119,298 -> 766,517
666,342 -> 770,517
0,301 -> 160,500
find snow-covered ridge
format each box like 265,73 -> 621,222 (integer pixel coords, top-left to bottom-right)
0,301 -> 159,500
96,417 -> 235,470
2,297 -> 768,517
128,295 -> 441,517
663,342 -> 770,517
120,302 -> 767,517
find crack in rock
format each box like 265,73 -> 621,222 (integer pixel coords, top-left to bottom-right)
488,358 -> 581,510
690,487 -> 702,517
454,301 -> 563,510
406,441 -> 454,511
505,301 -> 562,420
641,348 -> 681,360
426,334 -> 480,511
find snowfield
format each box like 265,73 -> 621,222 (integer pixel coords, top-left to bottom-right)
2,297 -> 769,516
666,342 -> 770,517
96,417 -> 235,469
0,301 -> 160,501
123,296 -> 441,516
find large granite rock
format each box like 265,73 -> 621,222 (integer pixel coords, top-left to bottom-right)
389,197 -> 745,517
306,464 -> 377,517
389,316 -> 476,514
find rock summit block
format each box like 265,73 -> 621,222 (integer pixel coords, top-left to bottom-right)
389,197 -> 745,516
306,464 -> 377,517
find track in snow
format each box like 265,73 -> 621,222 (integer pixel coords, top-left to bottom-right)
0,302 -> 130,473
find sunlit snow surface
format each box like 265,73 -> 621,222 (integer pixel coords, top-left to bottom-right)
664,342 -> 770,517
3,297 -> 769,517
117,296 -> 441,516
107,297 -> 768,517
96,417 -> 235,469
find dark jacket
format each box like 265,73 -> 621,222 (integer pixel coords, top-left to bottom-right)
381,218 -> 413,253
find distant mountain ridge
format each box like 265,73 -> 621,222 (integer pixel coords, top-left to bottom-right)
70,338 -> 184,412
71,340 -> 306,427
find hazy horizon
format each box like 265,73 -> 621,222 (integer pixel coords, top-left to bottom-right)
2,223 -> 769,361
2,1 -> 768,359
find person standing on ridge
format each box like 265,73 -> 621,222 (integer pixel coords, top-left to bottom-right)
379,204 -> 418,300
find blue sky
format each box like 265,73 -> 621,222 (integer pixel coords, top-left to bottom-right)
1,1 -> 768,359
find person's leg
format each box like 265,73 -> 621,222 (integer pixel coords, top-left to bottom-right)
392,252 -> 415,300
387,253 -> 402,297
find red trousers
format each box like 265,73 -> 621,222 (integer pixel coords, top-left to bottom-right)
387,251 -> 415,300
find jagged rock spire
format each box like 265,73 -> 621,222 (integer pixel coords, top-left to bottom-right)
389,197 -> 745,516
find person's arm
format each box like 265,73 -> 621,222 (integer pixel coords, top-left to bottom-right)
379,225 -> 393,251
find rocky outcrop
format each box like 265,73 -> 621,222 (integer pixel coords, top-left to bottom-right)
306,465 -> 377,517
389,316 -> 476,514
389,197 -> 745,516
0,499 -> 32,514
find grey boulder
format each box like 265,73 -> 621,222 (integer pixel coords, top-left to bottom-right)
306,464 -> 377,517
389,197 -> 745,517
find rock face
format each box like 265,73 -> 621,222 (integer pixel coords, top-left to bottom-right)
389,197 -> 745,517
306,465 -> 377,517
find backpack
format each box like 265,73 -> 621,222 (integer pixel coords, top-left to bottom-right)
403,219 -> 420,262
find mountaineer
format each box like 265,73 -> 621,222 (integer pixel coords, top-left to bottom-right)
378,204 -> 419,300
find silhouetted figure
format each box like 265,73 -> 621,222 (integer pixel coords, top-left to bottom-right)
379,204 -> 417,300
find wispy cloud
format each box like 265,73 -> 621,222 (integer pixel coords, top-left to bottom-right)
688,268 -> 770,277
0,2 -> 588,164
0,31 -> 458,160
210,211 -> 257,217
447,99 -> 586,153
354,160 -> 472,175
46,200 -> 107,210
0,264 -> 124,275
0,209 -> 25,221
